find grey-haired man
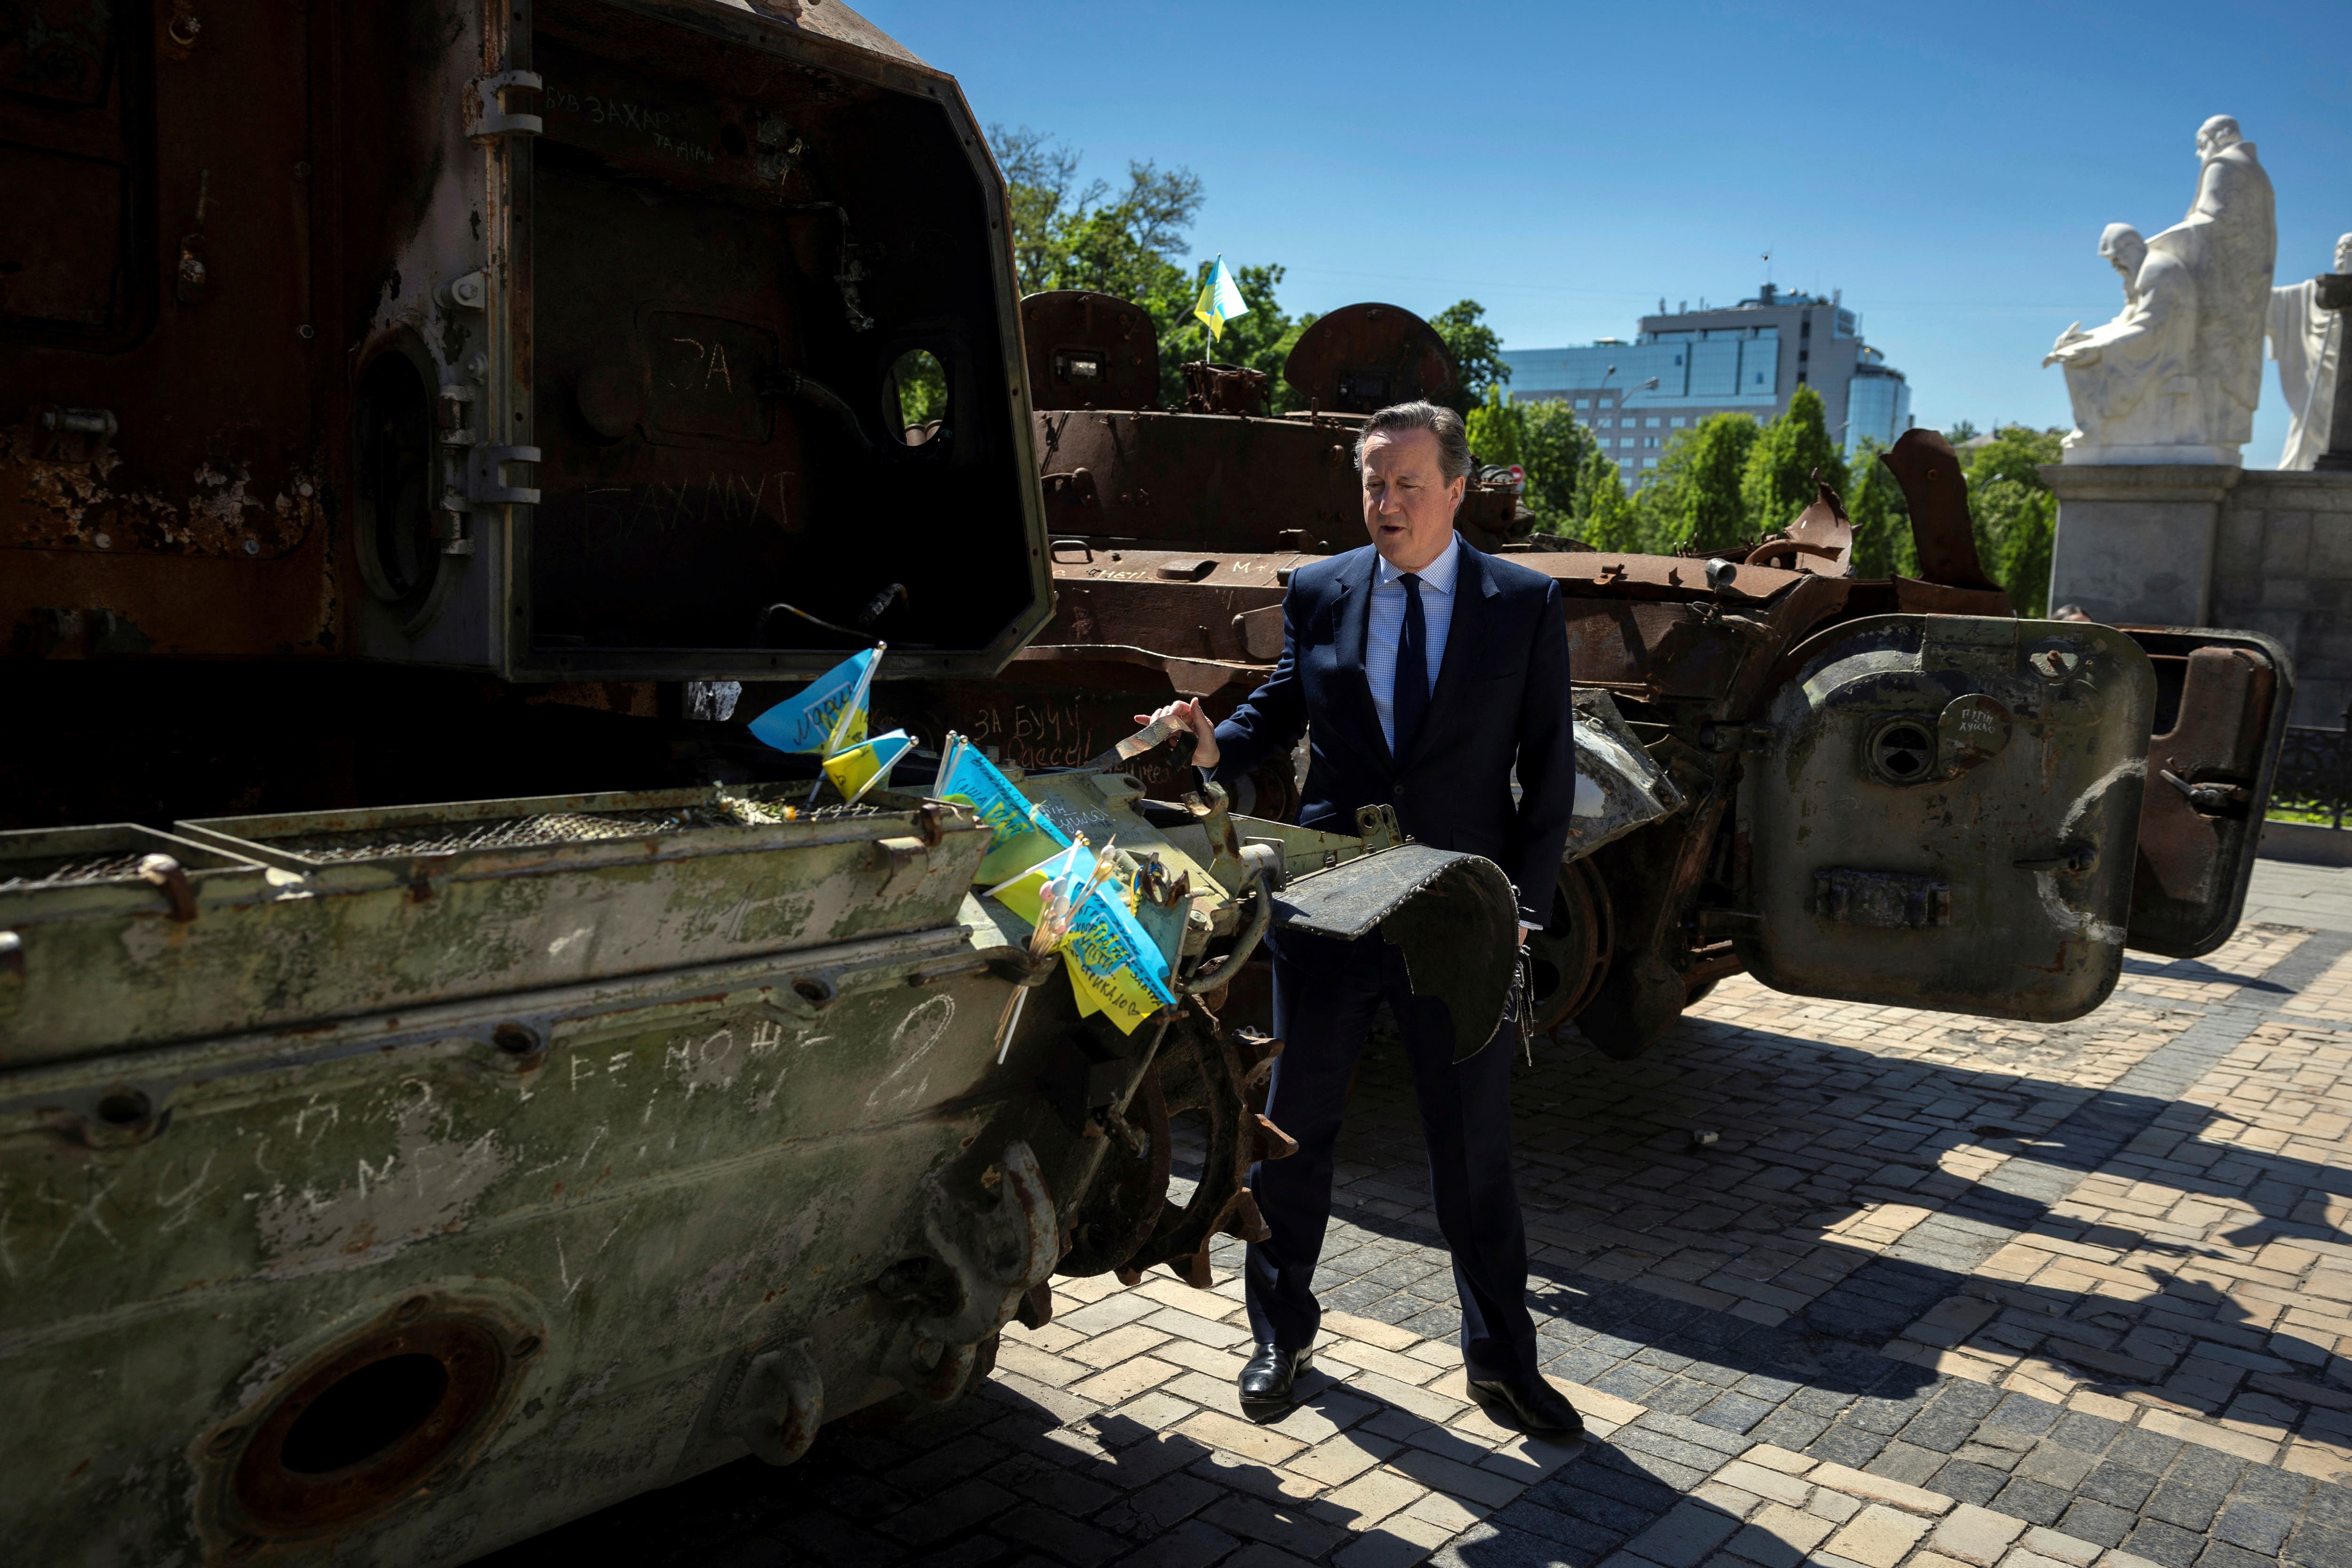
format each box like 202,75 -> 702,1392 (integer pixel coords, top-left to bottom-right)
1139,400 -> 1579,1435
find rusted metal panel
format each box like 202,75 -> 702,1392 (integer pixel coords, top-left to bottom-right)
1735,615 -> 2156,1019
1021,291 -> 1161,412
1281,302 -> 1455,413
4,0 -> 1054,683
2118,626 -> 2295,958
1880,428 -> 2009,598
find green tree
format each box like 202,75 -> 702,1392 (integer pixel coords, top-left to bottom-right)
991,124 -> 1203,303
1517,400 -> 1598,523
1739,385 -> 1851,540
1637,413 -> 1761,553
1466,384 -> 1521,468
1961,425 -> 2064,616
1572,448 -> 1642,553
989,124 -> 1310,411
1845,437 -> 1919,580
1944,418 -> 1981,447
1429,300 -> 1509,416
1466,390 -> 1603,536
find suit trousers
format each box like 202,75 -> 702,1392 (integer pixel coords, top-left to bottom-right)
1243,928 -> 1539,1382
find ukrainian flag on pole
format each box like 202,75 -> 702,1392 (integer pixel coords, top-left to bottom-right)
746,646 -> 880,755
1192,255 -> 1249,343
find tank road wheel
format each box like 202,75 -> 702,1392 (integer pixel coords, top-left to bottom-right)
1524,858 -> 1613,1036
1118,1006 -> 1294,1288
1056,1071 -> 1172,1277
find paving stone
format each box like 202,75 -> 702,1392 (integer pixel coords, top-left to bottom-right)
2078,1460 -> 2161,1510
2017,1443 -> 2098,1490
2191,1542 -> 2279,1568
876,1479 -> 1017,1547
2017,1526 -> 2103,1566
1489,1496 -> 1626,1556
1988,1476 -> 2070,1528
1094,1472 -> 1223,1539
1723,1502 -> 1837,1568
1928,1503 -> 2027,1566
2052,1497 -> 2134,1548
993,1504 -> 1125,1568
1863,1440 -> 1947,1487
2109,1429 -> 2190,1475
2122,1519 -> 2207,1568
2145,1481 -> 2225,1532
2283,1520 -> 2352,1568
1807,1425 -> 1890,1469
2210,1500 -> 2294,1555
1824,1503 -> 1933,1568
1618,1498 -> 1743,1567
2170,1446 -> 2253,1495
1196,1493 -> 1344,1560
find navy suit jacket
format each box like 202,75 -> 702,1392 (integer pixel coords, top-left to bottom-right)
1210,540 -> 1575,926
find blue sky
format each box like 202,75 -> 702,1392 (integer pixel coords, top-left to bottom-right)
857,0 -> 2349,466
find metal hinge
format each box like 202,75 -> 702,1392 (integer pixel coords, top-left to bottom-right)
468,71 -> 544,140
466,445 -> 541,507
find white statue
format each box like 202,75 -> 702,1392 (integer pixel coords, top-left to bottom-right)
2045,115 -> 2276,464
2045,224 -> 2200,454
2267,234 -> 2352,470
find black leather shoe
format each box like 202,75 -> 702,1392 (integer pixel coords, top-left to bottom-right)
1468,1375 -> 1585,1440
1238,1343 -> 1313,1416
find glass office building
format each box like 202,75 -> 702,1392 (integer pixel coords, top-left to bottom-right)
1499,285 -> 1913,486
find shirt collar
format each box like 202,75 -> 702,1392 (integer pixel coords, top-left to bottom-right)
1374,532 -> 1463,596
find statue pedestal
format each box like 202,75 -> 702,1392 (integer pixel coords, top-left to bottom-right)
2043,463 -> 2245,624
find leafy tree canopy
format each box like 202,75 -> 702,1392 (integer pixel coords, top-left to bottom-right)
990,124 -> 1311,410
1739,385 -> 1850,541
1637,413 -> 1761,554
1961,425 -> 2064,616
1429,301 -> 1509,416
1845,437 -> 1918,580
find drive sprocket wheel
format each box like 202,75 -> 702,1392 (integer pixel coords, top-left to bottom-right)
1120,1004 -> 1294,1288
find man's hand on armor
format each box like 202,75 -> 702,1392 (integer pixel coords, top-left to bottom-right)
1135,698 -> 1220,770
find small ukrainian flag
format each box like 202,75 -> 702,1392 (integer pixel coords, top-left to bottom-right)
1191,255 -> 1249,342
820,729 -> 913,806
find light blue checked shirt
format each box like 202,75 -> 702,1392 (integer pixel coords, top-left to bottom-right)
1367,532 -> 1462,756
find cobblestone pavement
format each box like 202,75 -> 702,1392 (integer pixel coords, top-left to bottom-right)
489,861 -> 2352,1568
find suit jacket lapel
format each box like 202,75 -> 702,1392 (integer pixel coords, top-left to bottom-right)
1397,543 -> 1496,772
1333,548 -> 1390,765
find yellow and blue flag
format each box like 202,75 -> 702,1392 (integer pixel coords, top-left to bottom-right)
1192,256 -> 1249,342
935,732 -> 1073,884
1061,877 -> 1179,1033
821,729 -> 915,806
747,646 -> 881,756
981,841 -> 1176,1035
981,838 -> 1092,927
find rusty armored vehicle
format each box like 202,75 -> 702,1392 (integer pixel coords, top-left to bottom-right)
951,289 -> 2296,1055
0,0 -> 1528,1561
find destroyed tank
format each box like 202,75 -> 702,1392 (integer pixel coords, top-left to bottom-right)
944,292 -> 2297,1055
0,0 -> 1520,1561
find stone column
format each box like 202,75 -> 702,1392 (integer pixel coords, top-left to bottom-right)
2041,464 -> 2245,625
2317,273 -> 2352,473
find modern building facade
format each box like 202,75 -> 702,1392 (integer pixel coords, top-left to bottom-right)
1499,285 -> 1913,485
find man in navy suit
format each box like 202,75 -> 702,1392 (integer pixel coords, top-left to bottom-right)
1139,400 -> 1579,1435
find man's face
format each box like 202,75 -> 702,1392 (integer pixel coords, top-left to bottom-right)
2336,234 -> 2352,274
1360,428 -> 1464,572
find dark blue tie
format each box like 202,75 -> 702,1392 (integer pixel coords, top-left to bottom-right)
1393,572 -> 1429,759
